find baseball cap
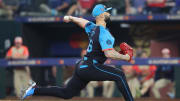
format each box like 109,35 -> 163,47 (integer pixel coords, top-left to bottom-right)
92,4 -> 112,17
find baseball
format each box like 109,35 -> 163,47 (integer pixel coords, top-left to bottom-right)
64,16 -> 70,21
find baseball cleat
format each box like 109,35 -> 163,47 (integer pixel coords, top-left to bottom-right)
21,80 -> 36,100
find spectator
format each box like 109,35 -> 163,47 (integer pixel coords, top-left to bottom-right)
40,0 -> 72,15
146,0 -> 168,14
67,0 -> 96,15
136,46 -> 143,57
138,51 -> 156,97
152,48 -> 174,98
67,0 -> 122,16
80,81 -> 98,98
124,0 -> 133,14
124,0 -> 146,14
0,0 -> 18,19
43,66 -> 57,86
17,0 -> 33,16
81,77 -> 115,98
16,0 -> 50,17
52,65 -> 57,79
122,65 -> 141,98
98,0 -> 125,15
6,36 -> 31,97
102,81 -> 114,98
170,0 -> 180,14
78,0 -> 96,15
133,0 -> 146,14
80,49 -> 87,57
3,0 -> 20,18
124,0 -> 137,14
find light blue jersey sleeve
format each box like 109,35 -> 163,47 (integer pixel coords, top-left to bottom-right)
85,22 -> 96,35
99,26 -> 115,51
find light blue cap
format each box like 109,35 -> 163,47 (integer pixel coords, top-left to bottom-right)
92,4 -> 112,17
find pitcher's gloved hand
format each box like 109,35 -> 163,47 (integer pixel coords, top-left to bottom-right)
119,50 -> 124,54
119,42 -> 133,62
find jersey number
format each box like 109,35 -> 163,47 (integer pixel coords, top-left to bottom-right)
87,39 -> 93,52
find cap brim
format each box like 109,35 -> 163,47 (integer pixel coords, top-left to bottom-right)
105,7 -> 112,12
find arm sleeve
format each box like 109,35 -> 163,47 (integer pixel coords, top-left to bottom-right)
85,22 -> 96,34
99,27 -> 114,51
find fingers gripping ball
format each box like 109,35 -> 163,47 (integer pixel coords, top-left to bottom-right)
64,16 -> 70,20
63,16 -> 71,22
119,50 -> 124,54
119,42 -> 133,61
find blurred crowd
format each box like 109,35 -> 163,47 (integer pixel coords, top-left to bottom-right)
0,0 -> 180,19
5,36 -> 175,99
123,48 -> 175,99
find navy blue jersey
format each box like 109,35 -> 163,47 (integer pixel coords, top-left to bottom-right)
155,65 -> 174,81
84,22 -> 115,64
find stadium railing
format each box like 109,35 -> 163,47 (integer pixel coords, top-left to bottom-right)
0,58 -> 180,67
15,14 -> 180,23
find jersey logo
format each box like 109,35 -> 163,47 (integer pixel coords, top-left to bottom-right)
106,39 -> 112,45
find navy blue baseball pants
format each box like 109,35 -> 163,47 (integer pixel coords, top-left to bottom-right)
34,59 -> 134,101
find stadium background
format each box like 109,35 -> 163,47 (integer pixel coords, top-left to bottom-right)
0,0 -> 180,101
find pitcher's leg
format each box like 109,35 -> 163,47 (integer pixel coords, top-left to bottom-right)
34,75 -> 88,99
115,75 -> 134,101
89,64 -> 134,101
